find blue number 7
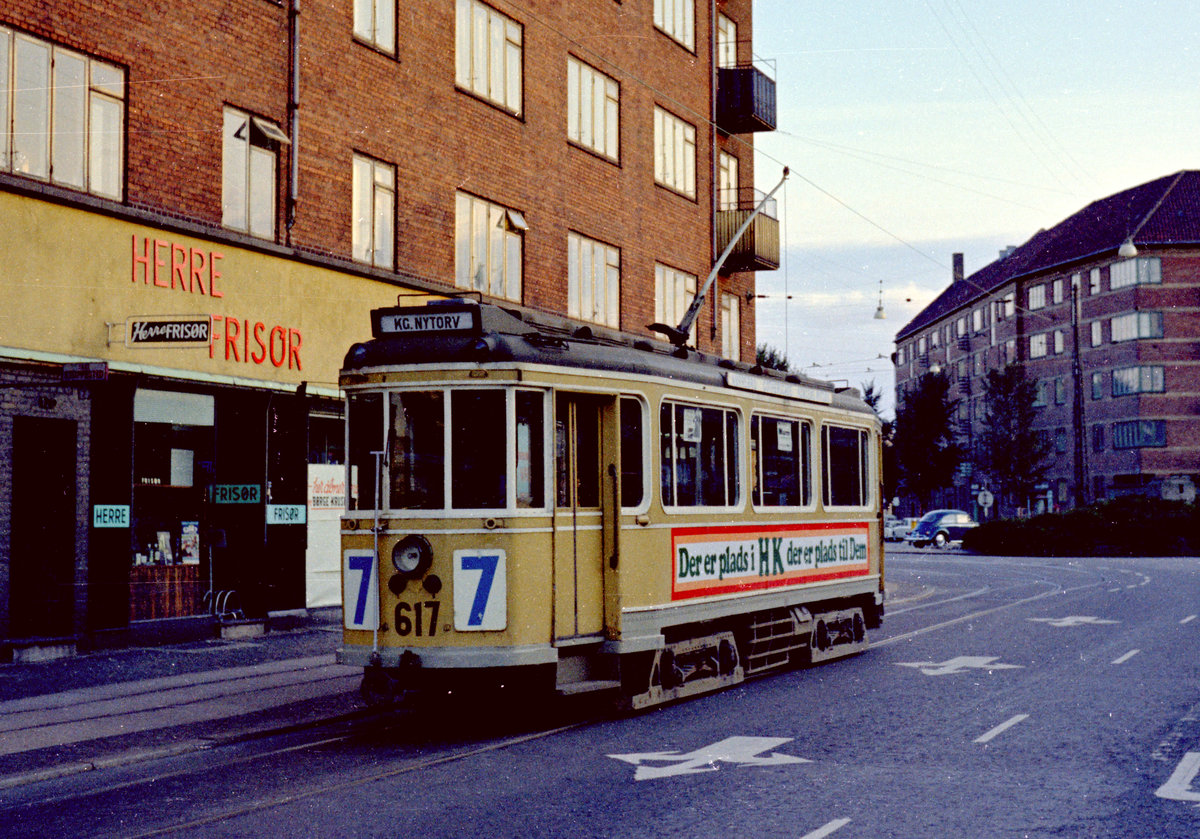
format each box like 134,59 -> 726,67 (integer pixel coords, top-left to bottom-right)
461,554 -> 500,626
348,554 -> 374,625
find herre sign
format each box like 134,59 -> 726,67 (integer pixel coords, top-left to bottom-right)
126,315 -> 211,347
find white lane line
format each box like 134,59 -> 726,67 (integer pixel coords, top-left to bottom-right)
1181,615 -> 1197,625
800,818 -> 852,839
1111,649 -> 1140,665
1156,752 -> 1200,801
974,714 -> 1029,744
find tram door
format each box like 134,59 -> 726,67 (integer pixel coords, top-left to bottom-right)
553,393 -> 615,640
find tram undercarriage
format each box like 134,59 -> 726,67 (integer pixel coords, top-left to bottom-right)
356,599 -> 878,710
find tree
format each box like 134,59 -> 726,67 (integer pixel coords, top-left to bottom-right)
977,365 -> 1054,516
892,370 -> 961,511
756,343 -> 791,372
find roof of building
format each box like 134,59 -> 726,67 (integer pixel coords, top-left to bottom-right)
896,170 -> 1200,341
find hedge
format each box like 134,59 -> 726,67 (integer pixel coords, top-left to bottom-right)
961,497 -> 1200,557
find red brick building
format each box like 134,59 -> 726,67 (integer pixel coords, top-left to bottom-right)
894,172 -> 1200,518
0,0 -> 778,657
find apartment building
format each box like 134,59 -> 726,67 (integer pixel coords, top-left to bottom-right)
895,171 -> 1200,517
0,0 -> 778,658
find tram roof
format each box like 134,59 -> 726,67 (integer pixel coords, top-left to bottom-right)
342,298 -> 873,415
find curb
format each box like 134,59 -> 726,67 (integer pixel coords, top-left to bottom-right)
0,704 -> 377,791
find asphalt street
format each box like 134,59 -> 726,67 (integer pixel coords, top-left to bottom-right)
3,548 -> 1198,838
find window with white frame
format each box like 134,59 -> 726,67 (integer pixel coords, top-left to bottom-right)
1052,278 -> 1063,304
1053,329 -> 1064,354
973,307 -> 985,332
454,191 -> 525,302
822,425 -> 870,509
1091,320 -> 1102,346
653,106 -> 696,198
653,0 -> 695,51
654,263 -> 697,343
223,107 -> 287,239
1089,267 -> 1102,294
1004,339 -> 1016,365
1055,378 -> 1066,405
718,151 -> 738,210
1033,379 -> 1049,407
1111,366 -> 1164,396
455,0 -> 522,116
720,292 -> 740,361
716,13 -> 737,67
1112,420 -> 1166,449
930,330 -> 939,348
1109,257 -> 1162,290
567,56 -> 619,161
352,154 -> 395,269
567,232 -> 620,328
956,317 -> 967,338
1110,311 -> 1163,343
1029,332 -> 1048,358
1028,284 -> 1046,310
1,28 -> 125,199
1091,372 -> 1104,400
917,336 -> 926,355
354,0 -> 395,53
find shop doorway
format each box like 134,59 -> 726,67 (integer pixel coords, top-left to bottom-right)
10,417 -> 77,638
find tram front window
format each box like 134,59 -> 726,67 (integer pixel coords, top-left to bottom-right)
388,391 -> 444,509
451,390 -> 506,509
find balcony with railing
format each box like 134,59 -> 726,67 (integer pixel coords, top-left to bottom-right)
717,60 -> 777,134
716,187 -> 780,272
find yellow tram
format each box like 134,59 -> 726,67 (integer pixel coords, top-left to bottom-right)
338,297 -> 884,708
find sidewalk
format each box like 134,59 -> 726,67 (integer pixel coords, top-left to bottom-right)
0,614 -> 363,790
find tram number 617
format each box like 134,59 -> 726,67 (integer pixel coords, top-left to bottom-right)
395,601 -> 440,636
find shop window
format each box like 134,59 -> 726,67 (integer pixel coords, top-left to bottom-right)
660,401 -> 739,507
130,389 -> 215,621
752,415 -> 811,507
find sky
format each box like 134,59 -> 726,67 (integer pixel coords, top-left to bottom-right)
746,0 -> 1200,417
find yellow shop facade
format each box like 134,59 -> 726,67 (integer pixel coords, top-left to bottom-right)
0,184 -> 427,659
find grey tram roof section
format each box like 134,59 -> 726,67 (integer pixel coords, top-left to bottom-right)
895,169 -> 1200,343
343,298 -> 876,417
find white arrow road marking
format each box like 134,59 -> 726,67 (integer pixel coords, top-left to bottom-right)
895,655 -> 1023,676
974,714 -> 1029,744
1111,649 -> 1140,665
1028,616 -> 1120,627
608,736 -> 810,781
1181,615 -> 1197,625
800,818 -> 852,839
1156,752 -> 1200,802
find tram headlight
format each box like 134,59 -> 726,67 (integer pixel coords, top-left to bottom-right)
391,534 -> 433,578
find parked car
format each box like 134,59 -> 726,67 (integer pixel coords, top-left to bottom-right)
884,516 -> 910,541
904,509 -> 978,548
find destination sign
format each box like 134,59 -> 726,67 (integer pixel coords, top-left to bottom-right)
373,306 -> 479,338
126,315 -> 212,348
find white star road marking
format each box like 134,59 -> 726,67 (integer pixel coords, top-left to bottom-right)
894,655 -> 1024,676
1027,616 -> 1120,627
608,736 -> 810,781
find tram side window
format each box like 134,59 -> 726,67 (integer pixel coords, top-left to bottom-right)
387,391 -> 444,509
515,391 -> 544,508
620,397 -> 644,507
753,415 -> 811,507
822,425 -> 869,508
660,402 -> 739,507
347,392 -> 383,511
451,390 -> 506,509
